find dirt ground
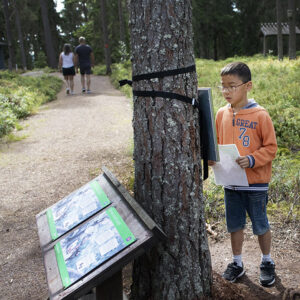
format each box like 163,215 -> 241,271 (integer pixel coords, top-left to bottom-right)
0,73 -> 299,300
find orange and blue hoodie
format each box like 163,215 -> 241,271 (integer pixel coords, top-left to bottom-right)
215,99 -> 277,191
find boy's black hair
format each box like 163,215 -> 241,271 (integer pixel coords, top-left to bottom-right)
220,62 -> 251,83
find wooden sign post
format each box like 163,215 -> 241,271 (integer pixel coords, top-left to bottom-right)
36,167 -> 166,300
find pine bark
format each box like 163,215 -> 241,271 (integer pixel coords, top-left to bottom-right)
39,0 -> 57,68
100,0 -> 112,74
129,1 -> 212,299
2,0 -> 15,70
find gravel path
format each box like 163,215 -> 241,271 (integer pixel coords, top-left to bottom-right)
0,74 -> 133,300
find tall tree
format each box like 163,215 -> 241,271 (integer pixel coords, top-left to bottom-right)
13,0 -> 27,70
129,0 -> 212,299
100,0 -> 111,74
234,1 -> 263,56
39,0 -> 57,68
288,0 -> 297,59
118,0 -> 125,43
192,0 -> 238,59
1,0 -> 15,70
276,0 -> 283,60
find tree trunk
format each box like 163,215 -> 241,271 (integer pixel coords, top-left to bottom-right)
118,0 -> 126,43
81,0 -> 88,23
129,1 -> 212,299
14,0 -> 27,70
39,0 -> 57,68
263,35 -> 267,56
276,0 -> 283,60
2,0 -> 15,70
288,0 -> 296,59
99,0 -> 112,74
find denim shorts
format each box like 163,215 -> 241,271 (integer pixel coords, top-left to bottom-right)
224,188 -> 270,235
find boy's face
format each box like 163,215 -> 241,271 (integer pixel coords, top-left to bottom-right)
220,74 -> 252,109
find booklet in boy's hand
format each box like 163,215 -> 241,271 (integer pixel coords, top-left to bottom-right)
212,144 -> 249,186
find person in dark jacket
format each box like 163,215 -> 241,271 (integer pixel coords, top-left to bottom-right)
75,37 -> 95,93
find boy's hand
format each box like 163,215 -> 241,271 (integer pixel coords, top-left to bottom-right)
236,156 -> 250,168
208,160 -> 216,166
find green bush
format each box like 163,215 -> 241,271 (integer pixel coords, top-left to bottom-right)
0,71 -> 62,138
93,64 -> 107,76
0,107 -> 17,137
34,52 -> 48,68
110,60 -> 132,98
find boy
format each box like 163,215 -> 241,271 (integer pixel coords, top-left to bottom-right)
209,62 -> 277,286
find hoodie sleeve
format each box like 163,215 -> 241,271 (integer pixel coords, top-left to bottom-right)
250,111 -> 277,168
215,108 -> 225,144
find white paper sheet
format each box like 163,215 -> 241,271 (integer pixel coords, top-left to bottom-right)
212,144 -> 249,186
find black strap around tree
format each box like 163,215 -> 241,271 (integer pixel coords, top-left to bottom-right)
119,64 -> 209,180
119,65 -> 196,87
133,90 -> 199,108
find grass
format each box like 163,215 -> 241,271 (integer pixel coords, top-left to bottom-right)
105,55 -> 300,224
4,133 -> 29,142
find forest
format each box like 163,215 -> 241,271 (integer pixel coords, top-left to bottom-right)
0,1 -> 299,299
0,0 -> 300,70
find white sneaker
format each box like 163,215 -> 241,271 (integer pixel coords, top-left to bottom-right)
66,88 -> 70,94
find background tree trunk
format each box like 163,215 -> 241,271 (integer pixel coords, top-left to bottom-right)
14,0 -> 27,70
288,0 -> 296,59
118,0 -> 126,44
100,0 -> 112,74
2,0 -> 15,70
129,0 -> 212,299
276,0 -> 283,60
39,0 -> 57,68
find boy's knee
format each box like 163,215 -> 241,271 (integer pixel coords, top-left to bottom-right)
253,224 -> 270,236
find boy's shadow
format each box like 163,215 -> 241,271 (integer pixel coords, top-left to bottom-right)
239,273 -> 287,299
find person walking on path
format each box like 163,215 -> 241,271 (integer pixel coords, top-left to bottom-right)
75,37 -> 95,94
58,44 -> 76,95
209,62 -> 277,286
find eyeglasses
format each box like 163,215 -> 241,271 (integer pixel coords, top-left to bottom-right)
218,82 -> 248,93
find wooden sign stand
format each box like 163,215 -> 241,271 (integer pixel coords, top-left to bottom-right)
36,167 -> 166,300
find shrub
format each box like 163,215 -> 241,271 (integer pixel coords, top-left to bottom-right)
0,71 -> 62,138
0,106 -> 16,136
110,60 -> 132,98
93,64 -> 107,76
34,52 -> 48,68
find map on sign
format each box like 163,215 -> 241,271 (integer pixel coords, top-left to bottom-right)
54,207 -> 136,288
46,180 -> 111,240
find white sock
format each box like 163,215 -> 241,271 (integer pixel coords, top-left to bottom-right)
261,254 -> 274,264
233,254 -> 243,267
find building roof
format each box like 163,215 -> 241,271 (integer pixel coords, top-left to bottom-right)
260,23 -> 300,36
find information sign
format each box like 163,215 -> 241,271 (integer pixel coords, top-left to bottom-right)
55,207 -> 136,288
46,180 -> 110,240
36,167 -> 166,300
